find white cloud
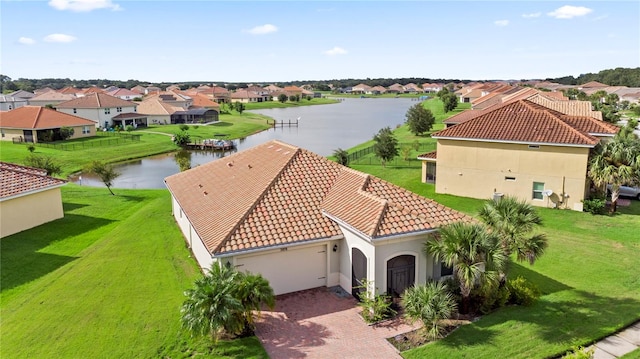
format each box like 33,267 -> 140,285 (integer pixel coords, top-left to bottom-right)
522,12 -> 541,18
48,0 -> 121,12
245,24 -> 278,35
324,47 -> 347,56
494,20 -> 509,27
547,5 -> 593,19
44,33 -> 77,43
18,37 -> 36,45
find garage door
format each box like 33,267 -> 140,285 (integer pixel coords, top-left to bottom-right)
235,244 -> 327,295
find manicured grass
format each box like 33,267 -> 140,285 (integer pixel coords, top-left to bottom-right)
349,166 -> 640,359
0,185 -> 267,359
0,113 -> 272,177
620,348 -> 640,359
145,112 -> 272,141
244,97 -> 338,110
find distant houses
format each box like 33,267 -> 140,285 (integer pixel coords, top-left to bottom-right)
0,106 -> 97,143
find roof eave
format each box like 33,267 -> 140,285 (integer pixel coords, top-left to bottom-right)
431,136 -> 596,148
212,234 -> 344,258
0,182 -> 67,202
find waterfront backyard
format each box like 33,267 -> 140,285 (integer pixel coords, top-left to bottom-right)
1,98 -> 639,358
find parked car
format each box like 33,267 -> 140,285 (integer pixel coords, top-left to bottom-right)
607,184 -> 640,200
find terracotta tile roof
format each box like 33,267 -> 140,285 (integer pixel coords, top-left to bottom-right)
106,88 -> 140,97
528,96 -> 602,120
540,91 -> 568,101
165,140 -> 471,255
188,93 -> 220,109
83,87 -> 105,94
580,81 -> 608,88
58,86 -> 82,95
417,151 -> 437,160
0,162 -> 66,200
136,99 -> 181,115
56,93 -> 137,109
29,92 -> 76,102
433,100 -> 617,147
443,109 -> 486,125
0,106 -> 97,129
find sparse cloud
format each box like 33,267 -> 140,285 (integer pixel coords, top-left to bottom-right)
48,0 -> 121,12
44,33 -> 77,43
324,47 -> 347,56
245,24 -> 278,35
18,37 -> 36,45
547,5 -> 593,19
494,20 -> 509,27
522,12 -> 541,18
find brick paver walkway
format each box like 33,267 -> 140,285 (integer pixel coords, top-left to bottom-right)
255,287 -> 421,359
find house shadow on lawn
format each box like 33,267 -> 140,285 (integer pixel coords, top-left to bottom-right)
0,213 -> 114,293
509,263 -> 573,295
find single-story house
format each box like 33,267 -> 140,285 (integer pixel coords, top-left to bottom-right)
420,99 -> 619,212
0,106 -> 97,143
0,162 -> 67,238
165,140 -> 470,296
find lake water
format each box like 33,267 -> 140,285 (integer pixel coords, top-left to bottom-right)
71,98 -> 416,189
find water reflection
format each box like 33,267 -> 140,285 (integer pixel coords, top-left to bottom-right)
70,98 -> 417,189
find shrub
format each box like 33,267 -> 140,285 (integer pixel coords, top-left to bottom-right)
125,125 -> 134,132
59,126 -> 75,140
562,346 -> 594,359
178,124 -> 189,131
356,279 -> 396,323
582,197 -> 606,215
27,144 -> 36,153
24,153 -> 61,176
507,276 -> 541,306
173,131 -> 191,146
473,282 -> 511,314
402,281 -> 457,339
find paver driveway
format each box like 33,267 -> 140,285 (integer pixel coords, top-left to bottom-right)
255,287 -> 420,359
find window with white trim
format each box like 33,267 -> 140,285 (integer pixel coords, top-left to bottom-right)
116,107 -> 122,112
104,108 -> 111,114
532,182 -> 545,200
73,108 -> 77,114
82,126 -> 90,134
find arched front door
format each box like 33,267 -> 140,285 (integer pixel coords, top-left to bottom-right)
387,255 -> 415,297
352,248 -> 367,300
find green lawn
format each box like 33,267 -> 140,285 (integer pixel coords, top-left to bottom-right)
244,97 -> 338,110
0,113 -> 272,177
0,185 -> 267,359
348,165 -> 640,359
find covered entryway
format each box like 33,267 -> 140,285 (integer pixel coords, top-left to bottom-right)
387,255 -> 415,297
235,244 -> 327,295
351,248 -> 367,299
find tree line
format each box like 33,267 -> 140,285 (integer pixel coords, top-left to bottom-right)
548,67 -> 640,87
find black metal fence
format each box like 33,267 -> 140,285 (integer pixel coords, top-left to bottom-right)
346,142 -> 435,168
12,132 -> 141,151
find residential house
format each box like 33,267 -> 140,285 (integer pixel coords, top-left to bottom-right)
403,83 -> 423,93
28,92 -> 76,107
387,83 -> 405,94
137,93 -> 218,125
136,99 -> 181,125
0,162 -> 67,238
283,86 -> 304,97
8,90 -> 36,101
33,87 -> 55,95
106,88 -> 141,101
130,85 -> 146,95
165,140 -> 470,296
82,87 -> 105,95
196,86 -> 231,103
422,83 -> 443,93
264,84 -> 283,93
0,95 -> 29,111
56,93 -> 145,128
369,86 -> 387,95
0,106 -> 97,143
231,89 -> 267,103
58,86 -> 83,96
421,100 -> 618,212
351,84 -> 372,95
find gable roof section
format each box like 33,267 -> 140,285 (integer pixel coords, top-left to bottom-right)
0,106 -> 97,129
165,140 -> 470,255
29,92 -> 76,102
433,100 -> 616,147
528,95 -> 602,120
56,93 -> 137,109
0,162 -> 67,200
136,99 -> 181,115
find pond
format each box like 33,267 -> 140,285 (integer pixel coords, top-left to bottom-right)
71,98 -> 417,189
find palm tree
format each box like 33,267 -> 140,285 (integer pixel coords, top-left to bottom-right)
402,281 -> 457,339
181,264 -> 276,341
332,148 -> 349,166
478,196 -> 547,266
589,133 -> 640,213
424,222 -> 506,313
181,265 -> 244,341
235,271 -> 275,330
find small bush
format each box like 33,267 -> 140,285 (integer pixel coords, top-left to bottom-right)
507,276 -> 541,306
582,197 -> 606,215
178,124 -> 189,131
27,144 -> 36,153
356,279 -> 396,323
125,125 -> 134,132
474,282 -> 511,314
562,345 -> 594,359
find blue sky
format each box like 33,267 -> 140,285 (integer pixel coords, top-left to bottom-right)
1,0 -> 638,83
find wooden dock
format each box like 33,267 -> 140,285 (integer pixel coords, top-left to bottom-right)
267,118 -> 299,127
186,139 -> 235,151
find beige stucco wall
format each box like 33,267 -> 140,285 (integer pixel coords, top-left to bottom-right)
434,139 -> 591,211
1,188 -> 64,238
0,128 -> 27,142
0,125 -> 95,143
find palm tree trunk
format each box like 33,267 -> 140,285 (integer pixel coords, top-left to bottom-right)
610,190 -> 619,213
